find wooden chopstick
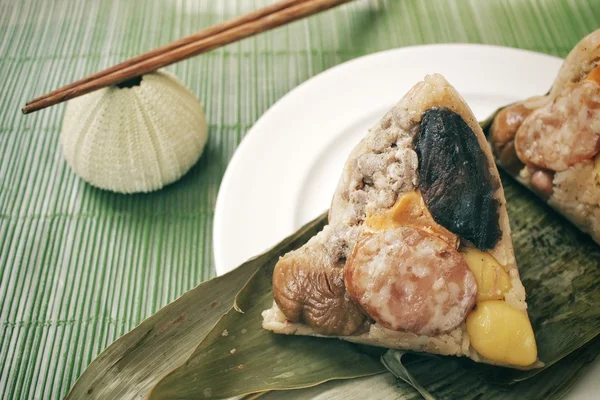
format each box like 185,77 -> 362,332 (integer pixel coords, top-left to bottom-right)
25,0 -> 306,107
22,0 -> 354,114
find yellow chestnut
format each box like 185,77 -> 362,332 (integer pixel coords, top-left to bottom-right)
467,300 -> 537,367
461,248 -> 511,301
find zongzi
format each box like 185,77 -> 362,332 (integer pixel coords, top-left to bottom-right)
487,29 -> 600,243
262,74 -> 539,369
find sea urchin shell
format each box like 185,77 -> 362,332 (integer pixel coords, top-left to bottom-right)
61,70 -> 208,193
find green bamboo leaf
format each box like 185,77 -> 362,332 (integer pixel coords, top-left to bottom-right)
478,108 -> 501,135
382,336 -> 600,400
381,352 -> 435,400
148,172 -> 599,399
258,336 -> 600,400
380,174 -> 600,395
67,173 -> 599,400
149,227 -> 386,399
66,213 -> 329,399
260,373 -> 419,400
487,174 -> 600,380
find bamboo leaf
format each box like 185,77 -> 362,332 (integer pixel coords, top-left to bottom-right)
382,336 -> 600,400
69,174 -> 599,400
66,213 -> 329,399
149,223 -> 386,399
488,173 -> 599,380
478,108 -> 500,134
380,174 -> 600,396
381,353 -> 435,400
259,336 -> 600,400
260,373 -> 419,400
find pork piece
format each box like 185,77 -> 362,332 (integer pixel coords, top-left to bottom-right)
489,104 -> 532,173
344,227 -> 477,336
529,167 -> 555,199
515,80 -> 600,172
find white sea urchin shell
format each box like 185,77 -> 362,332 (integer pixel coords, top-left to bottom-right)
61,71 -> 208,193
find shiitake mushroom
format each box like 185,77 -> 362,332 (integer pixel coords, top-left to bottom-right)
416,107 -> 501,250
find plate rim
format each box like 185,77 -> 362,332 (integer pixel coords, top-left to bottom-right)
213,43 -> 563,275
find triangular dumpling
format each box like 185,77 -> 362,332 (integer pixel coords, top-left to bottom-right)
488,29 -> 600,244
263,74 -> 538,368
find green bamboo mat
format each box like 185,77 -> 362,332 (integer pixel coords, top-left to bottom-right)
0,0 -> 599,398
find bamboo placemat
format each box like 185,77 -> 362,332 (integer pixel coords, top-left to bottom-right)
1,0 -> 599,398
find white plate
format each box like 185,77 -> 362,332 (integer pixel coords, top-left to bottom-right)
213,44 -> 599,398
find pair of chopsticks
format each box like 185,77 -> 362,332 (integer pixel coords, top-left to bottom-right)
22,0 -> 354,114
